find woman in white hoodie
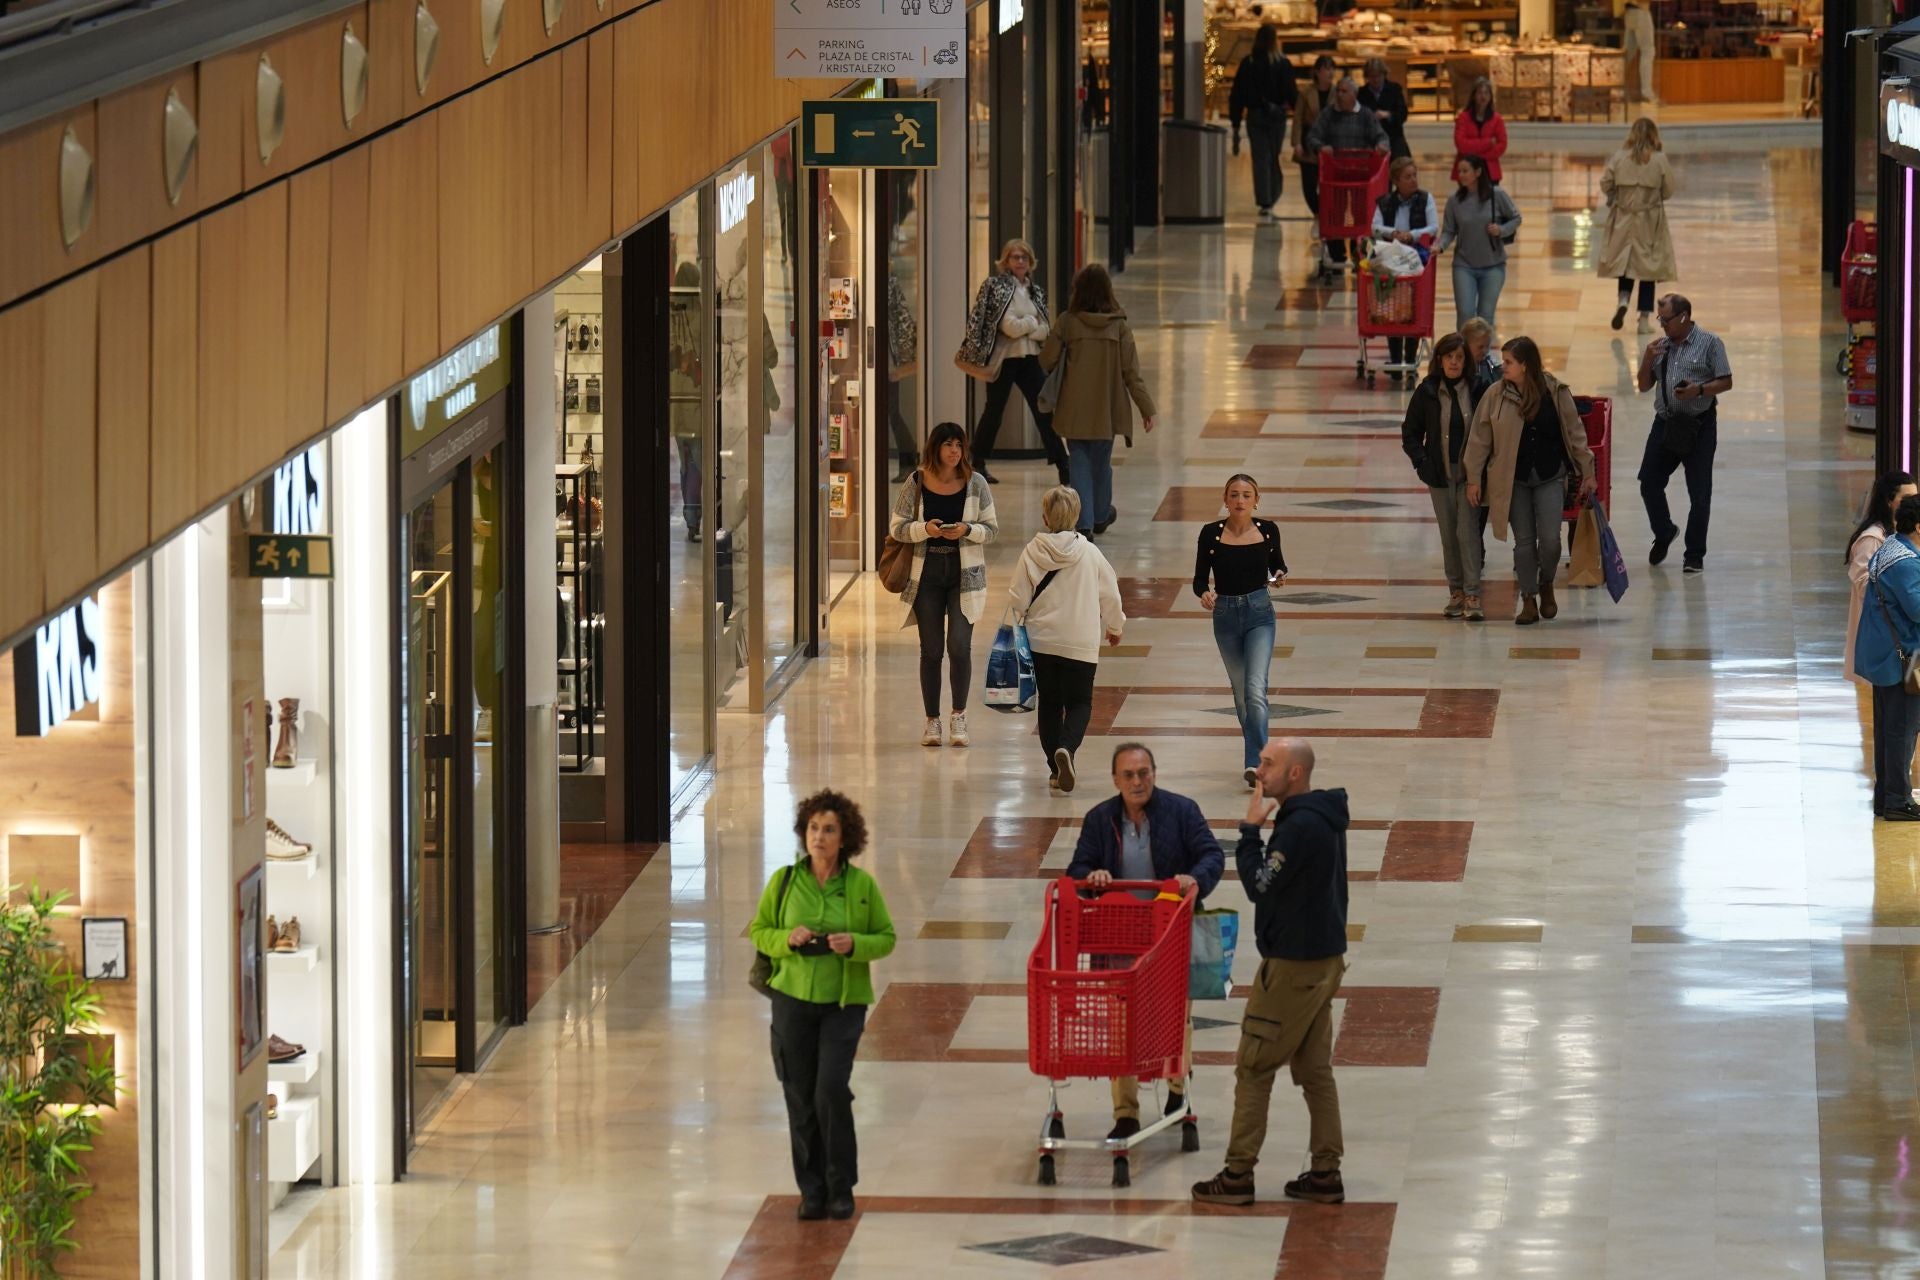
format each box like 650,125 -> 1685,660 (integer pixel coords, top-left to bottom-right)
1008,487 -> 1126,794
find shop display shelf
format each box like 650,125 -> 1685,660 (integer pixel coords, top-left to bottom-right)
268,1051 -> 320,1085
265,853 -> 319,880
266,759 -> 318,786
267,1095 -> 320,1184
267,945 -> 320,973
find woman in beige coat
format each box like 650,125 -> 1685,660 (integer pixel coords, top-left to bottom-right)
1040,264 -> 1156,539
1596,117 -> 1676,335
1464,337 -> 1597,626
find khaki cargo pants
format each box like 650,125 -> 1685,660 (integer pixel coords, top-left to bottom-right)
1223,954 -> 1346,1175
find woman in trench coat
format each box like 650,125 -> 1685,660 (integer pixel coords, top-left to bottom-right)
1595,117 -> 1676,335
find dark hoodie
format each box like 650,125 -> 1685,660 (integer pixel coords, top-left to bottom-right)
1235,788 -> 1350,961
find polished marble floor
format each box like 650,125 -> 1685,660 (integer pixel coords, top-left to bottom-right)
271,128 -> 1911,1278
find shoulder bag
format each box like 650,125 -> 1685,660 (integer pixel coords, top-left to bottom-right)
1871,577 -> 1920,694
878,477 -> 921,595
748,867 -> 798,998
1037,341 -> 1069,414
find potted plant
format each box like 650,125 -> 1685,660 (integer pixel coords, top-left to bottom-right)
0,887 -> 117,1279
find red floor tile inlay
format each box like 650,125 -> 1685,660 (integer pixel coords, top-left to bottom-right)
525,841 -> 658,1009
1154,487 -> 1436,523
1095,686 -> 1499,741
1117,576 -> 1519,619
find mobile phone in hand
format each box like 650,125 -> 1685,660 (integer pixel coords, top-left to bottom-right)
795,936 -> 834,957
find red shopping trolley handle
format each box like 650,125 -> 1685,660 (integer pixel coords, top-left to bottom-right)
1059,876 -> 1195,900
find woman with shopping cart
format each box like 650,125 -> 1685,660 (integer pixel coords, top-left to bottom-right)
1369,157 -> 1438,380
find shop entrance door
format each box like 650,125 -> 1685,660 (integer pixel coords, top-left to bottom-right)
399,438 -> 514,1145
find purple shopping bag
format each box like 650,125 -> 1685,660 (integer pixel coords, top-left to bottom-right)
1590,498 -> 1629,603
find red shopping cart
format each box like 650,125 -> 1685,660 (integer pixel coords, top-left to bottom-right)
1564,395 -> 1612,524
1028,876 -> 1197,1187
1840,221 -> 1877,431
1311,149 -> 1390,283
1356,252 -> 1438,389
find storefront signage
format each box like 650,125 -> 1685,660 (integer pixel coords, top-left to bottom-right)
1886,80 -> 1920,170
403,323 -> 511,454
999,0 -> 1023,32
801,99 -> 940,169
719,169 -> 758,234
272,445 -> 326,536
776,0 -> 964,79
13,595 -> 102,737
246,535 -> 334,580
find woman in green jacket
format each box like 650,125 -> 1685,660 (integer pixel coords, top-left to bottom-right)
750,789 -> 896,1222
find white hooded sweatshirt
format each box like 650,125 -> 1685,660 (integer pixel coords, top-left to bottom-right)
1008,531 -> 1126,664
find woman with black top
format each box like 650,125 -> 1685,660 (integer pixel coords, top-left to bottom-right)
1194,475 -> 1288,787
1229,24 -> 1299,220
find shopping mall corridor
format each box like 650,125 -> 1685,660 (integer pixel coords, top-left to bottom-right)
269,129 -> 1910,1278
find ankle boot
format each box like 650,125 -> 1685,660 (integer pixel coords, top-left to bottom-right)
1538,580 -> 1558,620
271,698 -> 300,768
1516,595 -> 1540,626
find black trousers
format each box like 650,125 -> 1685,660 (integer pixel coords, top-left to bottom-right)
1298,162 -> 1350,263
1617,276 -> 1656,312
1637,412 -> 1716,566
1388,337 -> 1416,366
1031,649 -> 1097,770
911,551 -> 973,716
975,354 -> 1069,479
770,991 -> 868,1201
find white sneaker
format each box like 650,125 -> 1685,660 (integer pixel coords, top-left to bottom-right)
948,712 -> 970,747
1636,314 -> 1653,334
265,818 -> 312,861
921,717 -> 942,747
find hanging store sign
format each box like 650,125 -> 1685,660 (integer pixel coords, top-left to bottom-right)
801,98 -> 940,169
403,323 -> 512,453
1883,79 -> 1920,170
718,168 -> 757,234
272,445 -> 326,536
13,595 -> 103,737
776,0 -> 964,80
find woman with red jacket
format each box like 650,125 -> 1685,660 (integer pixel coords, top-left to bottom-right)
1453,77 -> 1507,184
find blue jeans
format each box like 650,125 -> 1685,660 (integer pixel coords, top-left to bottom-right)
1066,438 -> 1115,533
1212,590 -> 1276,768
1452,261 -> 1506,329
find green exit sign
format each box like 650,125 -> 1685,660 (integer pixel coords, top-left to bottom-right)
801,98 -> 939,169
246,535 -> 333,579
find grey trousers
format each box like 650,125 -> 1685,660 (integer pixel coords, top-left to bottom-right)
1509,473 -> 1565,592
1428,481 -> 1485,595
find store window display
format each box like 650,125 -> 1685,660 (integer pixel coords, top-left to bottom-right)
667,192 -> 714,789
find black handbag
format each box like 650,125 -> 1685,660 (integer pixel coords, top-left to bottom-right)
748,867 -> 797,998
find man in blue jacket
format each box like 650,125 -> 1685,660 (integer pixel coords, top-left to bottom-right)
1068,742 -> 1224,1140
1192,736 -> 1350,1207
1856,495 -> 1920,819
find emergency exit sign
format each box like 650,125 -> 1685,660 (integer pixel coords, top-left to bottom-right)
801,99 -> 940,169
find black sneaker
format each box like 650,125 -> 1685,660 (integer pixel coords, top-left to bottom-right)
797,1196 -> 827,1221
1094,507 -> 1117,535
1165,1090 -> 1187,1117
1192,1168 -> 1255,1206
828,1192 -> 856,1221
1107,1116 -> 1142,1142
1283,1169 -> 1345,1204
1611,304 -> 1627,331
1882,803 -> 1920,822
1682,561 -> 1704,575
1650,528 -> 1677,565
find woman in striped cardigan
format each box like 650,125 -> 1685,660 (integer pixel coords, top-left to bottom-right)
890,421 -> 1000,747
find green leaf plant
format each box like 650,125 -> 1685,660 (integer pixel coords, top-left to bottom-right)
0,887 -> 118,1280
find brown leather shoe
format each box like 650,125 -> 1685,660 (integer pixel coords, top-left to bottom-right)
1538,581 -> 1558,620
1516,595 -> 1540,626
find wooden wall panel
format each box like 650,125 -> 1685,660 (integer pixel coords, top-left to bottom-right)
534,45 -> 578,285
0,299 -> 47,629
149,226 -> 200,539
195,204 -> 246,507
96,249 -> 152,570
0,108 -> 98,311
624,0 -> 714,225
412,0 -> 485,110
286,167 -> 333,444
608,16 -> 644,233
583,27 -> 615,250
366,0 -> 416,123
364,130 -> 412,397
235,184 -> 292,487
95,77 -> 200,247
324,148 -> 374,424
378,115 -> 440,376
40,274 -> 101,612
195,55 -> 249,210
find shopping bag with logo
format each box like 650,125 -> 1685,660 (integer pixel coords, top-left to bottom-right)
1591,498 -> 1629,603
1188,907 -> 1239,1000
984,616 -> 1037,711
1567,504 -> 1603,587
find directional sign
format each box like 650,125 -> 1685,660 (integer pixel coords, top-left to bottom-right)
246,535 -> 334,580
776,0 -> 964,80
801,98 -> 939,169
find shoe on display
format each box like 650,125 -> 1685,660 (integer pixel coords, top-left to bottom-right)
1192,1168 -> 1255,1206
268,1033 -> 307,1063
266,914 -> 281,950
271,697 -> 300,769
1107,1116 -> 1142,1142
1053,749 -> 1076,794
265,819 -> 312,861
921,717 -> 942,748
266,1093 -> 279,1121
1283,1169 -> 1346,1204
948,712 -> 970,748
273,916 -> 301,953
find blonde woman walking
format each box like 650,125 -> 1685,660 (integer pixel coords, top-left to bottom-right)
1597,118 -> 1676,334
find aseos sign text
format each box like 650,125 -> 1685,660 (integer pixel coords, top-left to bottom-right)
719,170 -> 757,234
1882,81 -> 1920,169
14,596 -> 103,737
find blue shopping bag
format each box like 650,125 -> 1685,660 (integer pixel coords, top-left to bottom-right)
1591,498 -> 1629,603
984,618 -> 1037,712
1188,908 -> 1239,1000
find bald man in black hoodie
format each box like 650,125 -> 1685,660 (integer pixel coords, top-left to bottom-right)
1192,737 -> 1351,1207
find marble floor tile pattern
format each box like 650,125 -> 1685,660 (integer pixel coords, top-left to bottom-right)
266,131 -> 1908,1278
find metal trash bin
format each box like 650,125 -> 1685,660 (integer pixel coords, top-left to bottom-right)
1161,119 -> 1226,224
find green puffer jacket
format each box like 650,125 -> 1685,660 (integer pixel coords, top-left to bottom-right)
750,859 -> 896,1007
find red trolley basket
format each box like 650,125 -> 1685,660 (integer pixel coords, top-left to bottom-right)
1563,395 -> 1612,524
1027,876 -> 1197,1187
1355,252 -> 1439,389
1840,220 -> 1877,430
1312,149 -> 1390,282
